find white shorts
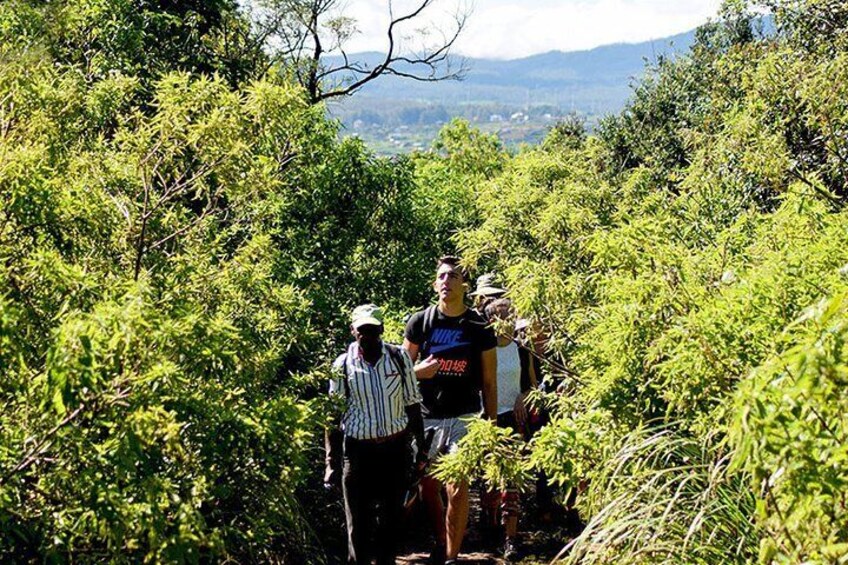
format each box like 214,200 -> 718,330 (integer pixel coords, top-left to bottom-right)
423,413 -> 477,460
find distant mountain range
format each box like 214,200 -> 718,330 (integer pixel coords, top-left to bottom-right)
325,19 -> 771,151
328,28 -> 696,116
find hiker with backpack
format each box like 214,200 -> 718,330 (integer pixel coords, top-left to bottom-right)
323,304 -> 427,565
403,256 -> 498,565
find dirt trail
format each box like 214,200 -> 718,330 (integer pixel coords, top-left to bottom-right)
395,487 -> 577,564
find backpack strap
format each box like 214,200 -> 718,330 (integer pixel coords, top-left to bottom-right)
420,304 -> 438,354
385,343 -> 407,376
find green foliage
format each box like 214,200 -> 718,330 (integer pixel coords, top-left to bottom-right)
0,61 -> 327,560
4,0 -> 848,562
595,10 -> 760,185
564,426 -> 760,565
760,0 -> 848,55
431,418 -> 533,493
528,407 -> 609,491
409,119 -> 507,260
541,114 -> 587,152
0,0 -> 253,87
0,18 -> 473,557
733,292 -> 848,562
429,118 -> 507,179
450,1 -> 848,561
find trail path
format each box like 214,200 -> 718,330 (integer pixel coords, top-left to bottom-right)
395,488 -> 576,564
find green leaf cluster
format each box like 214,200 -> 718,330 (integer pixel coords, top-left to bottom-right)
431,417 -> 533,493
733,292 -> 848,562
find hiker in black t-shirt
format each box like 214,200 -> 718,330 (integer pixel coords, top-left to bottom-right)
403,256 -> 498,565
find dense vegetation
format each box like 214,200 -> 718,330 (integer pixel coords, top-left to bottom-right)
0,1 -> 473,561
454,2 -> 848,562
1,0 -> 846,563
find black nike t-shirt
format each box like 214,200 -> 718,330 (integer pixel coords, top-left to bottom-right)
404,306 -> 497,418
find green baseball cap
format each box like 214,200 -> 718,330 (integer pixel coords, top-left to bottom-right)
351,304 -> 383,329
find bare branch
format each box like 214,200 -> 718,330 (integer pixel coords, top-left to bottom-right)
254,0 -> 470,104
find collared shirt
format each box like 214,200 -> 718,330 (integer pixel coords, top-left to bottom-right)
330,342 -> 423,440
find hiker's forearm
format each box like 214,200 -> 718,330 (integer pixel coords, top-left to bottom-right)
406,403 -> 426,456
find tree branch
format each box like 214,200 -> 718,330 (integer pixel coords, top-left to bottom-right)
260,0 -> 469,103
0,404 -> 85,485
133,147 -> 228,280
134,164 -> 152,281
788,166 -> 843,207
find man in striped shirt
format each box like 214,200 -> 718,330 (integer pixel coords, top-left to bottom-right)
324,304 -> 426,565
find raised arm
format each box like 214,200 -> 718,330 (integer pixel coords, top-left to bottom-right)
403,338 -> 439,380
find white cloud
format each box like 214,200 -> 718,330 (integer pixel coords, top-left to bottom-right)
337,0 -> 723,59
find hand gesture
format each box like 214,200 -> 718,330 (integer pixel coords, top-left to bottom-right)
415,355 -> 440,380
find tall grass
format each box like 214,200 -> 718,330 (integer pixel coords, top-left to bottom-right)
556,425 -> 759,564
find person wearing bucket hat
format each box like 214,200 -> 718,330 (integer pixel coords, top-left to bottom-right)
470,273 -> 507,316
324,304 -> 427,565
470,273 -> 507,298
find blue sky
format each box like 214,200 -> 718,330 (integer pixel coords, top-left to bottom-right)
341,0 -> 723,59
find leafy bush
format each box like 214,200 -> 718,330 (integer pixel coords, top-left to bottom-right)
431,417 -> 533,493
450,2 -> 848,562
733,292 -> 848,562
0,27 -> 476,559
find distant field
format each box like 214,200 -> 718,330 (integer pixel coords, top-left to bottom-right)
329,98 -> 605,154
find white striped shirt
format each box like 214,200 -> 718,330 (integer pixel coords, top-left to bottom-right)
330,342 -> 423,440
